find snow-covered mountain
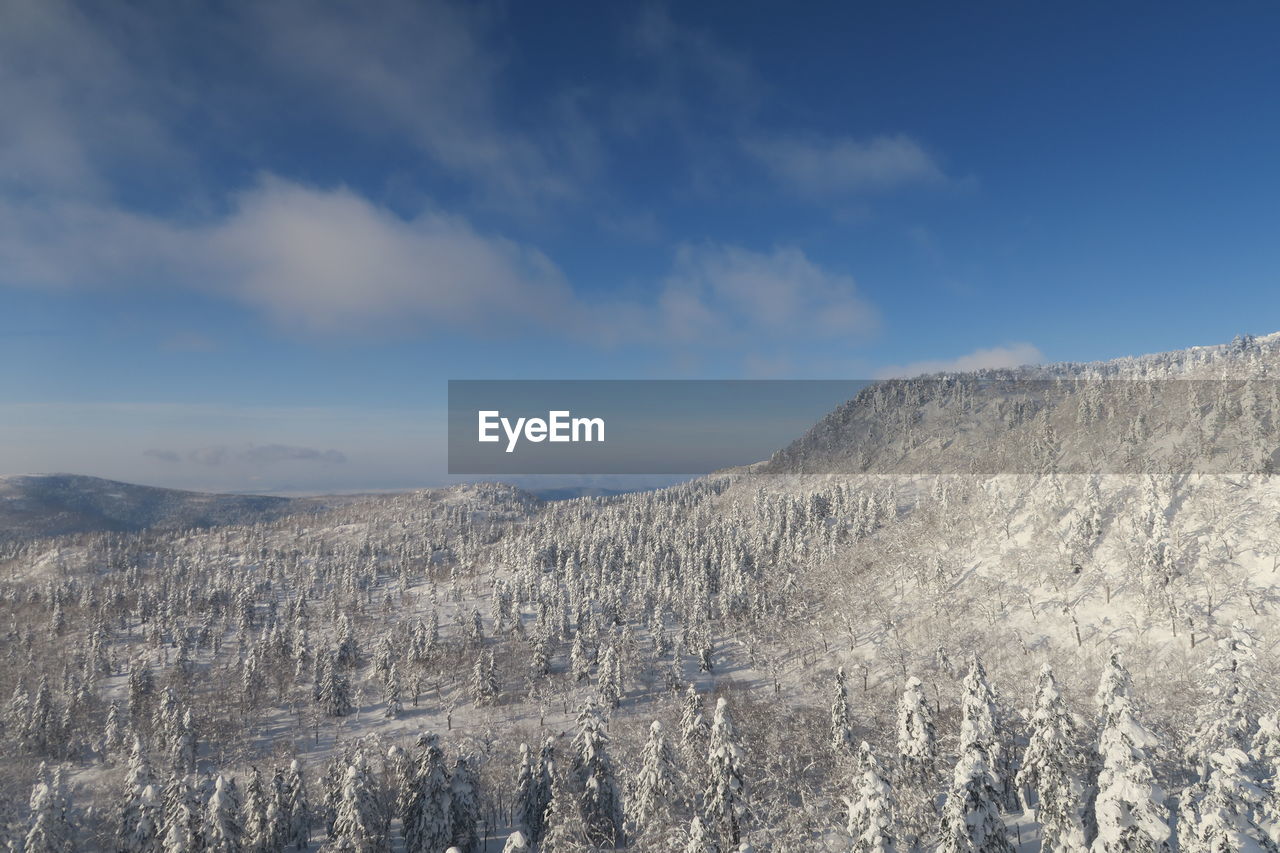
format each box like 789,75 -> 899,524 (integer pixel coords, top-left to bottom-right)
0,474 -> 302,541
4,331 -> 1280,852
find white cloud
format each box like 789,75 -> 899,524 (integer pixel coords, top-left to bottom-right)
874,343 -> 1044,378
0,178 -> 883,351
659,244 -> 878,344
245,0 -> 591,210
0,177 -> 588,336
0,0 -> 183,199
747,134 -> 949,196
206,179 -> 580,334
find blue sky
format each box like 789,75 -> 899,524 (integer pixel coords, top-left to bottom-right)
2,1 -> 1279,491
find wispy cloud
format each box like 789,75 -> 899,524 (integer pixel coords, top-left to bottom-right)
747,133 -> 951,197
659,243 -> 878,345
874,342 -> 1044,378
245,0 -> 593,211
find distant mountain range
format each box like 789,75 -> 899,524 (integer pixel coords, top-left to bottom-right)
0,474 -> 306,541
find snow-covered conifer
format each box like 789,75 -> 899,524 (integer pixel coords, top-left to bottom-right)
831,666 -> 855,755
573,701 -> 622,847
1017,664 -> 1086,853
1091,652 -> 1171,853
703,697 -> 746,850
938,744 -> 1012,853
24,765 -> 73,853
404,734 -> 452,852
205,774 -> 244,853
630,720 -> 680,839
846,741 -> 896,853
449,754 -> 482,852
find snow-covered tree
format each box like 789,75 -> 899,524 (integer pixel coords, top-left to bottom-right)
681,685 -> 708,759
501,830 -> 531,852
938,744 -> 1012,853
896,677 -> 936,786
135,784 -> 165,853
449,754 -> 482,853
957,656 -> 1016,812
24,765 -> 73,853
630,720 -> 680,841
703,697 -> 746,850
1091,652 -> 1171,853
326,756 -> 386,853
846,741 -> 896,853
162,774 -> 203,853
471,650 -> 498,706
684,815 -> 719,853
404,734 -> 452,853
1188,623 -> 1257,783
513,743 -> 547,843
1017,664 -> 1087,853
540,764 -> 586,853
573,701 -> 623,847
831,666 -> 856,755
205,774 -> 244,853
283,760 -> 311,850
1187,749 -> 1275,853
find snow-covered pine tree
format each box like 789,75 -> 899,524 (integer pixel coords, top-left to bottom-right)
24,765 -> 73,853
630,720 -> 680,841
1091,652 -> 1171,853
242,767 -> 269,853
449,754 -> 483,853
319,652 -> 354,718
118,735 -> 157,849
283,760 -> 311,851
681,684 -> 708,760
540,763 -> 586,853
104,700 -> 123,757
573,701 -> 623,847
1188,748 -> 1276,853
205,774 -> 244,853
896,677 -> 936,786
170,708 -> 196,776
383,663 -> 402,719
846,741 -> 896,853
597,643 -> 622,710
938,744 -> 1012,853
895,676 -> 938,852
684,815 -> 720,853
262,769 -> 289,853
125,784 -> 164,853
470,650 -> 498,706
404,733 -> 452,852
1187,622 -> 1257,784
513,743 -> 544,842
1017,664 -> 1087,853
831,666 -> 855,755
326,755 -> 387,853
161,774 -> 202,853
957,656 -> 1016,812
703,697 -> 746,850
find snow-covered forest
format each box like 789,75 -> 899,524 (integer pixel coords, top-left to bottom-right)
6,333 -> 1280,851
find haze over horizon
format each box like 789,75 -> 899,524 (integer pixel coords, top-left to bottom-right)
3,1 -> 1280,491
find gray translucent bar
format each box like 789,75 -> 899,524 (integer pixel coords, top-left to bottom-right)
449,379 -> 1280,475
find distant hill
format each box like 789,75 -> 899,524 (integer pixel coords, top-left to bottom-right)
0,474 -> 303,541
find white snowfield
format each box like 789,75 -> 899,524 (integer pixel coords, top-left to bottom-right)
4,332 -> 1280,851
